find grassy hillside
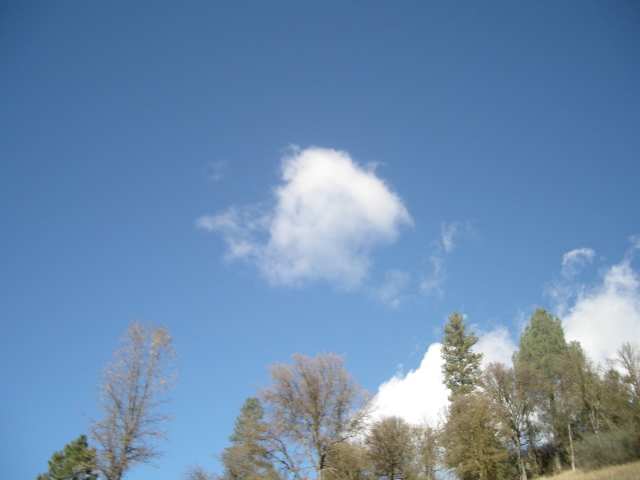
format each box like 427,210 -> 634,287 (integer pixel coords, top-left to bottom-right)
543,461 -> 640,480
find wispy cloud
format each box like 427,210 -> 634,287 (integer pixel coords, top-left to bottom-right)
200,160 -> 228,182
370,269 -> 412,307
441,222 -> 465,253
197,146 -> 413,289
546,247 -> 597,315
420,221 -> 477,297
561,247 -> 595,278
194,216 -> 216,231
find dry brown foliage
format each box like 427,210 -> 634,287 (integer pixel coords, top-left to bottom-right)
260,353 -> 372,480
539,460 -> 640,480
89,319 -> 178,480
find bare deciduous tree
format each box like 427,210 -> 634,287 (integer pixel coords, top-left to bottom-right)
260,353 -> 372,480
616,342 -> 640,436
482,362 -> 542,480
182,463 -> 216,480
366,416 -> 417,480
324,440 -> 370,480
89,319 -> 178,480
441,393 -> 508,480
414,421 -> 439,480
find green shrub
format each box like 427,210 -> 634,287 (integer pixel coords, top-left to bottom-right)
575,429 -> 640,471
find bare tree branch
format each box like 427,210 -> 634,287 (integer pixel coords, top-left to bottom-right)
260,353 -> 372,480
89,319 -> 178,480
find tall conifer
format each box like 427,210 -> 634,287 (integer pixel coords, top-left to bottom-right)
513,308 -> 567,375
514,308 -> 569,473
220,397 -> 279,480
441,312 -> 483,401
37,435 -> 98,480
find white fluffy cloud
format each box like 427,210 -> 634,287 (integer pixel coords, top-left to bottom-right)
197,147 -> 412,288
543,239 -> 640,363
562,252 -> 640,363
475,327 -> 518,366
373,343 -> 449,424
372,327 -> 516,424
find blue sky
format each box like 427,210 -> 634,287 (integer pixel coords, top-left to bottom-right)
1,2 -> 639,479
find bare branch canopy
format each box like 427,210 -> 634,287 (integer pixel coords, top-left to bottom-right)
89,319 -> 178,480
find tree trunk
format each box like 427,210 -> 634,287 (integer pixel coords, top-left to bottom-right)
568,422 -> 575,472
512,434 -> 527,480
518,447 -> 527,480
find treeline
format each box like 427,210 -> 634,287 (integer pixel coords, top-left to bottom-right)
37,311 -> 640,480
200,309 -> 640,480
437,309 -> 640,479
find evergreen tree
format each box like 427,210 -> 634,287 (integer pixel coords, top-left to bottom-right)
220,397 -> 280,480
513,308 -> 568,473
513,308 -> 567,376
441,312 -> 483,400
37,435 -> 98,480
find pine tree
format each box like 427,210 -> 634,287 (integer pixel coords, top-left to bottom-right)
441,312 -> 483,401
513,308 -> 568,473
220,397 -> 280,480
37,435 -> 98,480
513,308 -> 567,376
